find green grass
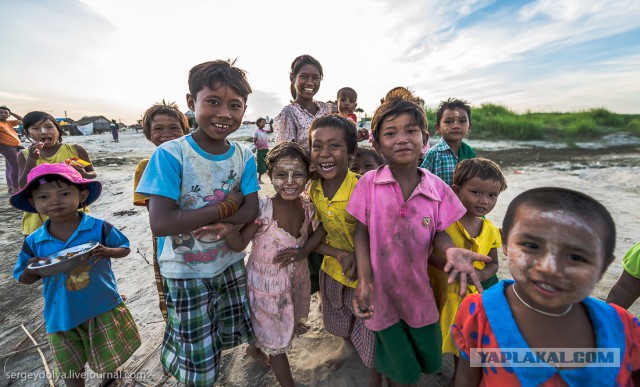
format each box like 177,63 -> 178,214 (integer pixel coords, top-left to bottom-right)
424,104 -> 640,141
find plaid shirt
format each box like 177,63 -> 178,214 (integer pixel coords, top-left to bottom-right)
420,138 -> 476,185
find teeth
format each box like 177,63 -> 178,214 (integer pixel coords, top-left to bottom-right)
537,282 -> 558,291
284,188 -> 296,193
214,123 -> 230,129
320,163 -> 335,171
305,88 -> 313,92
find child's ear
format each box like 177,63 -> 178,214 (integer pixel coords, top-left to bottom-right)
451,184 -> 460,195
372,141 -> 380,153
79,189 -> 90,204
423,130 -> 429,147
435,123 -> 442,134
500,229 -> 508,256
186,93 -> 195,112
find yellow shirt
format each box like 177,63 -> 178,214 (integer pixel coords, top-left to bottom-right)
309,171 -> 359,288
133,158 -> 150,206
20,144 -> 91,235
428,218 -> 501,354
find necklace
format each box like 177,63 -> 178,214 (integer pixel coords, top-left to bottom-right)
512,284 -> 573,317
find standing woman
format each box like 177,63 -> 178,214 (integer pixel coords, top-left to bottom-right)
274,55 -> 331,150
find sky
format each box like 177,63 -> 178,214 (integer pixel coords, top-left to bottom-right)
1,0 -> 640,124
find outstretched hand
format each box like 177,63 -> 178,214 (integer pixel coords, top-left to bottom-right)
444,248 -> 492,296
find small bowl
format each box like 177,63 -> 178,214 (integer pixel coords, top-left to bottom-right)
28,242 -> 99,277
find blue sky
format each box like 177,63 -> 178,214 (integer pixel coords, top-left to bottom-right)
1,0 -> 639,124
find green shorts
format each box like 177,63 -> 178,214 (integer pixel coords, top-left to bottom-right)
256,148 -> 268,174
374,320 -> 442,384
48,303 -> 141,377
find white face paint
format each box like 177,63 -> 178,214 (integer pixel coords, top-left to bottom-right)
504,205 -> 608,312
270,156 -> 308,200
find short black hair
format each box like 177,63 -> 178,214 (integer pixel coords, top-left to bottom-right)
436,97 -> 472,126
23,111 -> 64,143
265,142 -> 310,176
337,87 -> 357,100
502,187 -> 616,270
453,158 -> 507,192
354,146 -> 384,166
256,117 -> 266,126
188,59 -> 252,101
308,114 -> 358,155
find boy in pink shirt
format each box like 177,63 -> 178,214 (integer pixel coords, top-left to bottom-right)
347,90 -> 490,385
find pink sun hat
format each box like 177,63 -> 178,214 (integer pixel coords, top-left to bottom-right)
9,163 -> 102,213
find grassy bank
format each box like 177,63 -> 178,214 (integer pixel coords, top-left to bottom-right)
424,105 -> 640,141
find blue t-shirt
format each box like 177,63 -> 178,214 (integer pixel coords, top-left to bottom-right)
13,214 -> 130,334
136,135 -> 260,279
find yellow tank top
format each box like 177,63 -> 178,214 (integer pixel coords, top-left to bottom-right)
20,143 -> 90,235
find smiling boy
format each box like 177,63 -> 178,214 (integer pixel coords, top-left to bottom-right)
136,60 -> 260,385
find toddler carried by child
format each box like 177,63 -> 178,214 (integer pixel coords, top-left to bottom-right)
348,91 -> 490,385
17,111 -> 96,235
453,187 -> 640,386
421,98 -> 476,186
136,59 -> 260,385
133,100 -> 190,322
11,163 -> 140,387
337,87 -> 368,142
427,158 -> 507,371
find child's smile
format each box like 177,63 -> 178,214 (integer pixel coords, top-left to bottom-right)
504,205 -> 607,313
271,156 -> 308,200
150,114 -> 186,146
454,177 -> 501,218
294,64 -> 321,101
377,113 -> 424,166
311,126 -> 349,181
187,83 -> 246,152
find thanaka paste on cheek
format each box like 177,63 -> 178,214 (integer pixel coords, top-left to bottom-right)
272,157 -> 307,191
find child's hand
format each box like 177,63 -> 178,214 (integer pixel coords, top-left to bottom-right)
273,247 -> 305,268
19,257 -> 45,283
27,142 -> 44,160
337,251 -> 358,282
444,248 -> 491,296
91,244 -> 116,261
192,223 -> 235,241
352,281 -> 374,319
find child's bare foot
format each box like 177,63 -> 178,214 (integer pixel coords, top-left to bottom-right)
246,344 -> 271,370
324,338 -> 355,371
295,322 -> 310,335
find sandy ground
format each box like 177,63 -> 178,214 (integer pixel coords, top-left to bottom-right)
0,130 -> 639,386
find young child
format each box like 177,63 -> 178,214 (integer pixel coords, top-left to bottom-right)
607,242 -> 640,309
337,87 -> 358,123
427,158 -> 507,369
11,163 -> 140,387
253,117 -> 273,183
421,98 -> 476,186
17,111 -> 97,236
136,59 -> 260,385
133,100 -> 190,322
453,187 -> 640,386
337,87 -> 369,142
349,146 -> 384,175
307,114 -> 377,377
348,91 -> 490,385
0,105 -> 23,194
212,142 -> 324,386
